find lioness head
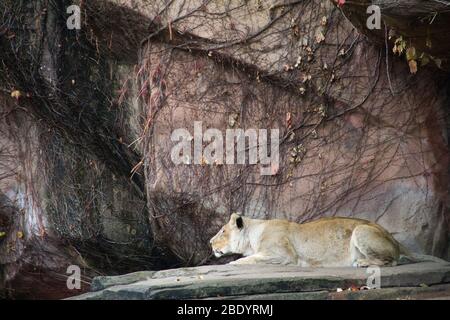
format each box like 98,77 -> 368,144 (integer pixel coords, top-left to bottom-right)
210,213 -> 244,257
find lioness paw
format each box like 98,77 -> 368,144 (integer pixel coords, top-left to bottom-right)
229,259 -> 250,265
353,258 -> 392,267
352,259 -> 370,267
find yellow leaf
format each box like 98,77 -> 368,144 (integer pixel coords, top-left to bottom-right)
393,37 -> 406,55
17,231 -> 24,239
392,45 -> 398,54
0,232 -> 6,238
11,90 -> 22,99
408,60 -> 418,74
406,47 -> 416,61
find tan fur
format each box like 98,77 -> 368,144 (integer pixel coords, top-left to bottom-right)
210,213 -> 402,267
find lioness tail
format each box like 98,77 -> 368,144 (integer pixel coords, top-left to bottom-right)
398,244 -> 448,265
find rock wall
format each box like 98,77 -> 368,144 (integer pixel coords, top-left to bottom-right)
0,87 -> 154,297
0,0 -> 160,298
131,0 -> 450,263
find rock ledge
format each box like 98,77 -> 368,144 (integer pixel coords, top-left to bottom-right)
69,262 -> 450,300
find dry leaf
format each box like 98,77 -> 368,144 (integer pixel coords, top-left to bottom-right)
406,47 -> 416,61
393,37 -> 406,55
11,90 -> 22,100
283,64 -> 294,72
287,131 -> 295,142
292,24 -> 300,38
408,60 -> 418,74
388,29 -> 396,40
315,31 -> 325,44
200,156 -> 209,165
286,112 -> 292,128
228,113 -> 238,127
302,74 -> 312,83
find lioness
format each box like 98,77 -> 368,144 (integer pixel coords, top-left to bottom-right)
210,213 -> 446,267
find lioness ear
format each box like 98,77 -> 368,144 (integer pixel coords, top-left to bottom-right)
230,212 -> 244,229
236,216 -> 244,229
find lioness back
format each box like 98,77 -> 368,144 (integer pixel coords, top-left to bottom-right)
210,214 -> 402,267
286,217 -> 391,267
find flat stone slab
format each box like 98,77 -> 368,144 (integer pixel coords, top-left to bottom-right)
70,262 -> 450,300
